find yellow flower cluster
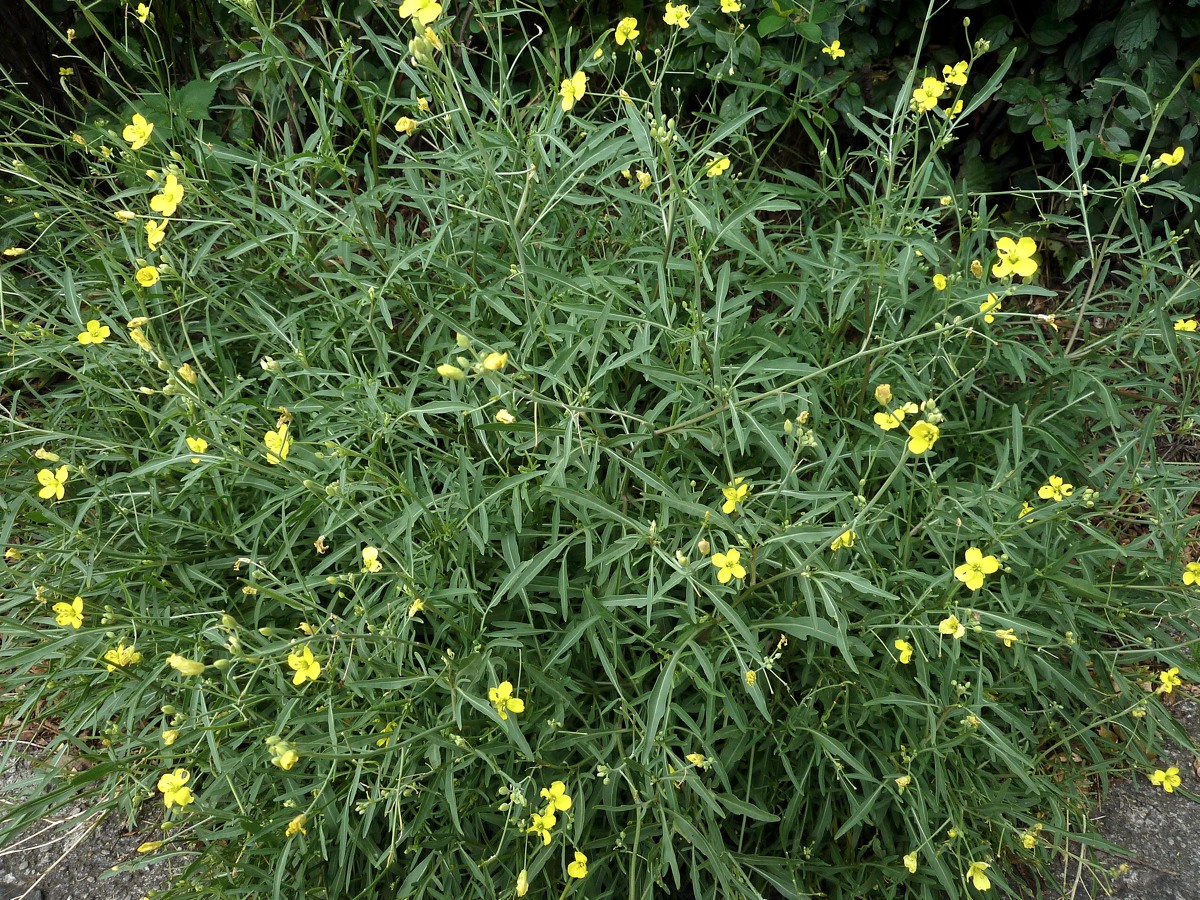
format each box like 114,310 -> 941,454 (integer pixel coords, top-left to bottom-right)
527,780 -> 573,846
872,388 -> 941,455
104,642 -> 142,671
265,736 -> 300,770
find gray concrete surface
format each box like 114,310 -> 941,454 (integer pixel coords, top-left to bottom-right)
1066,700 -> 1200,900
0,743 -> 174,900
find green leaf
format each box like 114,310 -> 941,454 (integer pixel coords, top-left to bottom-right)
175,78 -> 218,120
714,793 -> 781,822
758,13 -> 787,37
1114,3 -> 1160,51
796,22 -> 822,42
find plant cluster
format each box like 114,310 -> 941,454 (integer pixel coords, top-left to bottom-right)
2,1 -> 1199,899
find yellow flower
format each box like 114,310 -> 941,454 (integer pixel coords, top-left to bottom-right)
663,2 -> 691,28
123,113 -> 154,150
166,653 -> 206,676
1156,146 -> 1186,168
686,752 -> 708,768
418,96 -> 431,112
939,615 -> 966,639
1037,475 -> 1073,502
145,218 -> 168,250
313,536 -> 329,555
395,116 -> 417,135
408,597 -> 426,617
567,851 -> 588,879
516,869 -> 529,896
874,383 -> 892,406
78,319 -> 111,345
1019,500 -> 1034,518
994,628 -> 1019,648
910,77 -> 945,113
1184,562 -> 1200,586
36,466 -> 69,500
177,362 -> 197,384
1174,318 -> 1198,332
954,546 -> 1000,591
183,436 -> 208,465
362,546 -> 383,573
615,17 -> 639,45
135,3 -> 151,23
894,638 -> 914,664
4,548 -> 19,561
286,814 -> 308,837
103,642 -> 142,671
992,235 -> 1038,278
895,774 -> 911,793
482,351 -> 508,370
942,60 -> 969,86
1150,766 -> 1182,792
4,246 -> 28,257
560,70 -> 587,112
162,729 -> 179,746
129,327 -> 153,352
288,645 -> 321,686
136,265 -> 159,287
635,170 -> 652,191
422,25 -> 443,51
720,476 -> 749,514
53,595 -> 84,629
970,258 -> 984,277
874,411 -> 902,431
137,840 -> 164,853
527,808 -> 556,845
272,747 -> 299,770
1157,667 -> 1183,695
398,0 -> 442,26
264,423 -> 293,464
157,768 -> 194,809
744,669 -> 757,686
150,173 -> 184,217
540,781 -> 573,812
903,852 -> 918,873
706,156 -> 731,178
710,549 -> 746,584
488,680 -> 525,720
966,860 -> 991,891
980,293 -> 1001,323
822,40 -> 845,59
437,363 -> 466,380
875,402 -> 916,431
932,273 -> 947,291
906,420 -> 940,454
720,0 -> 742,11
495,408 -> 516,424
830,529 -> 856,551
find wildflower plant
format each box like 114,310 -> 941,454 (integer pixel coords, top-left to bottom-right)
1,2 -> 1199,900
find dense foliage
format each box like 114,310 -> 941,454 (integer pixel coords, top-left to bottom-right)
2,1 -> 1199,898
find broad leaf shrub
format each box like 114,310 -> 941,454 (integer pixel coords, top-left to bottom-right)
2,2 -> 1200,898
